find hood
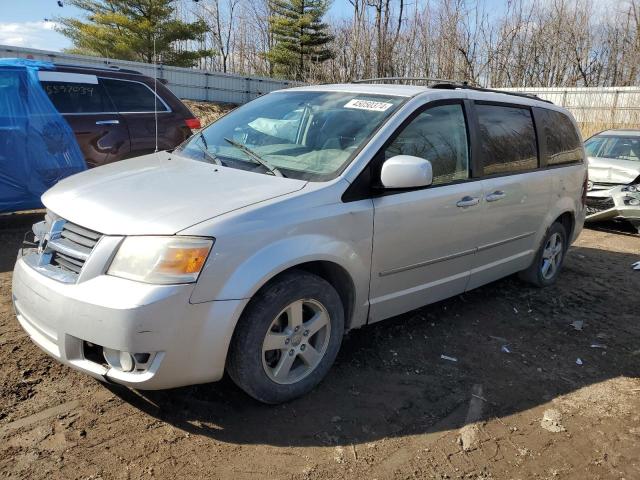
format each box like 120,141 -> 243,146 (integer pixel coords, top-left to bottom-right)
588,156 -> 640,185
42,152 -> 307,235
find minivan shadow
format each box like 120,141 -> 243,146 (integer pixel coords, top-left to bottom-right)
106,243 -> 640,447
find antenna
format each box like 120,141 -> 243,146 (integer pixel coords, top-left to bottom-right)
153,34 -> 159,153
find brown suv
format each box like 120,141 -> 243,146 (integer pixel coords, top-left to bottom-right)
38,64 -> 200,167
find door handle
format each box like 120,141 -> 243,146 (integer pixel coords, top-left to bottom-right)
485,190 -> 506,202
456,196 -> 480,208
95,120 -> 120,125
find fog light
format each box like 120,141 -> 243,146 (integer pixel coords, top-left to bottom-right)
627,198 -> 640,206
103,348 -> 136,372
120,351 -> 135,372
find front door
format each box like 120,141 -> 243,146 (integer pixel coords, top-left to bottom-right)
369,101 -> 483,323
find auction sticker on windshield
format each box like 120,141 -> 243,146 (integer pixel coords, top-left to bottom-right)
344,99 -> 394,111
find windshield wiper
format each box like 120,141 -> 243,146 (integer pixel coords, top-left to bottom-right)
195,132 -> 222,166
223,137 -> 284,177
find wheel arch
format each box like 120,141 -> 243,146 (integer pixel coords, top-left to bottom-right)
246,260 -> 357,331
541,195 -> 579,247
555,210 -> 575,244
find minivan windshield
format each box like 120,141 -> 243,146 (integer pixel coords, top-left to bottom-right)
176,91 -> 405,180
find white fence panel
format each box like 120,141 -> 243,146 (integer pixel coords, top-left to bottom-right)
0,45 -> 299,104
504,86 -> 640,135
3,45 -> 637,136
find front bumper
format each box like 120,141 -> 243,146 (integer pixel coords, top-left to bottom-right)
12,253 -> 248,389
585,186 -> 640,227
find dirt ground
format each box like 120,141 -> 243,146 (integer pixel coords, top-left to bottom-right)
0,213 -> 639,480
181,100 -> 235,127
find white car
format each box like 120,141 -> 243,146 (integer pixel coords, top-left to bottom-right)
584,129 -> 640,233
13,81 -> 587,403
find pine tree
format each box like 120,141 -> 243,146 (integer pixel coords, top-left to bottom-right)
57,0 -> 211,67
266,0 -> 334,80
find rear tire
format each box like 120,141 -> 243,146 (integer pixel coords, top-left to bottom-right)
518,222 -> 567,287
226,270 -> 344,404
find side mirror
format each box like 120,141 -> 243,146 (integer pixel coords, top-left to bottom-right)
380,155 -> 433,189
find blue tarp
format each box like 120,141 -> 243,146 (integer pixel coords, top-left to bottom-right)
0,58 -> 86,213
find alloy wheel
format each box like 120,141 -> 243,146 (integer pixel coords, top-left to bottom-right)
541,232 -> 563,280
261,299 -> 331,385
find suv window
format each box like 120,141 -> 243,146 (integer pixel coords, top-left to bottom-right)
41,80 -> 114,114
384,104 -> 469,185
544,110 -> 583,165
476,104 -> 538,175
100,78 -> 168,112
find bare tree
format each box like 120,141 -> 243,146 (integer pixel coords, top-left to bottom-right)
170,0 -> 640,87
193,0 -> 239,73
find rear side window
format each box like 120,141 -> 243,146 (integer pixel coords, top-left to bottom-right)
476,104 -> 538,175
41,80 -> 114,114
100,78 -> 168,112
384,104 -> 469,185
543,110 -> 583,165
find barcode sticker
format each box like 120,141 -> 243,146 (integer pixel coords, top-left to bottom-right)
344,99 -> 393,112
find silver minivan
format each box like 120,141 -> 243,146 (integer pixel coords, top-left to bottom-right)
13,82 -> 587,403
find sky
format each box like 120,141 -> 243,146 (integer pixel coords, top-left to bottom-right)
0,0 -> 82,50
0,0 -> 511,53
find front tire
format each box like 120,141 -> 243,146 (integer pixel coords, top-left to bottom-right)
519,222 -> 567,287
226,270 -> 344,404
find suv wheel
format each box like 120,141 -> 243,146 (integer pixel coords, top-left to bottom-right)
227,270 -> 344,404
519,222 -> 567,287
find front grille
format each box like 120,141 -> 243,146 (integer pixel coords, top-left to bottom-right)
44,211 -> 103,275
52,250 -> 85,273
586,196 -> 615,215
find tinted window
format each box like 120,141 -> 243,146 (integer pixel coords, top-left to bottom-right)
477,104 -> 538,175
598,136 -> 640,162
544,110 -> 583,165
385,104 -> 469,185
101,78 -> 168,112
41,80 -> 114,114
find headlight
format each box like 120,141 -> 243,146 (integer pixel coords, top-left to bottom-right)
108,236 -> 213,284
622,184 -> 638,192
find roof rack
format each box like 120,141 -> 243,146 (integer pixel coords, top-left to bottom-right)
53,62 -> 142,75
431,82 -> 553,104
352,77 -> 553,104
353,77 -> 462,85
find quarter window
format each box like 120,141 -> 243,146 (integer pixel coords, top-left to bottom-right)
476,104 -> 538,175
100,78 -> 168,112
544,110 -> 583,165
384,104 -> 469,185
41,80 -> 114,114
